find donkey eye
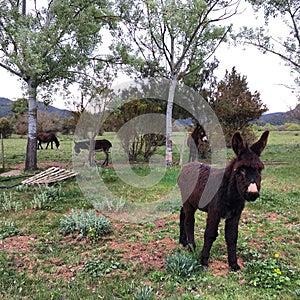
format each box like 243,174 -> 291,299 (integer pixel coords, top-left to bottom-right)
239,168 -> 246,175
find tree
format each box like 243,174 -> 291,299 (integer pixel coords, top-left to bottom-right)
210,67 -> 268,145
239,0 -> 300,87
11,98 -> 28,116
0,0 -> 112,170
105,98 -> 166,161
14,111 -> 62,136
114,0 -> 241,165
0,118 -> 13,138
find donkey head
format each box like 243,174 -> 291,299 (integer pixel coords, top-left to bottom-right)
196,123 -> 208,143
55,140 -> 60,149
231,131 -> 269,202
74,142 -> 81,155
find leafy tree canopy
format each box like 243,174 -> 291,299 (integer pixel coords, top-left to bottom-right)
210,67 -> 268,144
237,0 -> 299,88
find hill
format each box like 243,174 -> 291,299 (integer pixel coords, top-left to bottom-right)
253,111 -> 299,126
0,97 -> 71,118
0,97 -> 13,118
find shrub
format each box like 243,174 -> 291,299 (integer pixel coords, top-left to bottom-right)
0,222 -> 20,239
134,284 -> 154,300
245,253 -> 299,290
165,252 -> 200,278
0,192 -> 23,212
0,118 -> 13,138
30,184 -> 61,210
60,209 -> 112,240
83,256 -> 125,277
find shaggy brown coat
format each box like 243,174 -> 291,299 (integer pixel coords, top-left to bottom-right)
178,131 -> 269,271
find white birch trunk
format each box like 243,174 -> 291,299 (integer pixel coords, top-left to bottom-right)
165,75 -> 177,166
25,79 -> 38,170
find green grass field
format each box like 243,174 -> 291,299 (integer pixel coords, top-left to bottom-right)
0,131 -> 299,299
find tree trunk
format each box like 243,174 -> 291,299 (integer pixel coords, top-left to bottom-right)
25,79 -> 38,170
88,139 -> 96,166
165,75 -> 178,166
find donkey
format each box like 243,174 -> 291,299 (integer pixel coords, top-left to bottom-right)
178,131 -> 269,271
74,139 -> 112,166
187,123 -> 208,162
37,133 -> 60,150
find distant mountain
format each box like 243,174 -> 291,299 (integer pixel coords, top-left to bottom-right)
0,97 -> 71,118
253,112 -> 299,126
176,112 -> 299,127
0,97 -> 13,118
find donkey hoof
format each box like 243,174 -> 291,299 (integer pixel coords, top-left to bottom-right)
230,265 -> 241,272
202,265 -> 208,271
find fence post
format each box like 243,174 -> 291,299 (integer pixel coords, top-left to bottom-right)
179,131 -> 188,166
1,133 -> 4,169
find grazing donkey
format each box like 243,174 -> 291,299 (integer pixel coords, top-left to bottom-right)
74,139 -> 112,166
37,133 -> 60,150
178,131 -> 269,271
187,123 -> 208,162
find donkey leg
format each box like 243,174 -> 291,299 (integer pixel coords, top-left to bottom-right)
182,203 -> 197,250
102,150 -> 109,166
179,207 -> 187,246
200,213 -> 221,270
225,216 -> 241,271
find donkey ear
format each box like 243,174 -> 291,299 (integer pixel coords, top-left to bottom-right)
250,130 -> 269,156
231,131 -> 246,157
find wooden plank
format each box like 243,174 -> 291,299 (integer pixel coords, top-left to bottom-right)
22,167 -> 77,185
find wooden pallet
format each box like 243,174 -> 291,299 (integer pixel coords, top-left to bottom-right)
22,167 -> 77,185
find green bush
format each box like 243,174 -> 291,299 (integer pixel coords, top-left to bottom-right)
165,252 -> 200,278
134,284 -> 154,300
245,253 -> 299,290
0,192 -> 23,212
0,222 -> 20,239
284,123 -> 300,131
83,256 -> 125,277
0,117 -> 13,138
60,209 -> 112,240
30,184 -> 61,210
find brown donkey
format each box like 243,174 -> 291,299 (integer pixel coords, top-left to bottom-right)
178,131 -> 269,271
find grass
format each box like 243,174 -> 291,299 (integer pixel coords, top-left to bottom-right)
0,130 -> 299,299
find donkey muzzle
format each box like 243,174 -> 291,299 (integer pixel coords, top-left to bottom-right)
245,183 -> 259,201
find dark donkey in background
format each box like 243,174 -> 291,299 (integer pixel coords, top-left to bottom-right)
187,123 -> 208,162
178,130 -> 269,271
37,133 -> 60,150
74,139 -> 112,166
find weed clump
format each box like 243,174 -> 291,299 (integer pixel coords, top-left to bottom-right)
83,256 -> 125,277
60,209 -> 111,240
0,222 -> 20,239
245,253 -> 299,290
165,252 -> 200,278
30,184 -> 61,210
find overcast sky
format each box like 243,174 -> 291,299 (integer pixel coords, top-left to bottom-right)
0,1 -> 298,113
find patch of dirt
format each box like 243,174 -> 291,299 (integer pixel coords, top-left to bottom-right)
0,235 -> 36,252
208,256 -> 245,277
9,162 -> 73,171
106,218 -> 179,271
0,169 -> 23,177
1,215 -> 244,281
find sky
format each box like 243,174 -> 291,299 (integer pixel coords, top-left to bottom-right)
0,1 -> 298,114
